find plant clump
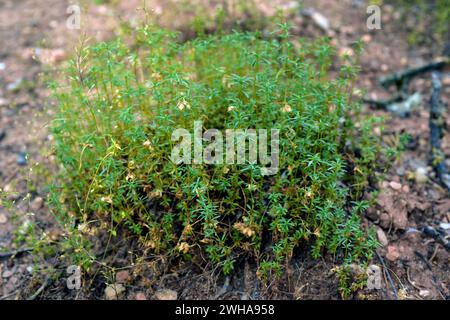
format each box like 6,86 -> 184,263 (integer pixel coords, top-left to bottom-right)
49,25 -> 389,281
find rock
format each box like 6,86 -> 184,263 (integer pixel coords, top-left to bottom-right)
134,292 -> 147,300
396,166 -> 406,176
30,197 -> 44,212
155,289 -> 177,300
0,213 -> 7,224
2,270 -> 13,278
376,228 -> 389,246
392,209 -> 408,230
7,78 -> 23,92
0,98 -> 8,107
3,184 -> 18,201
387,92 -> 422,117
386,245 -> 400,262
3,183 -> 12,193
16,152 -> 27,166
415,167 -> 428,184
406,227 -> 419,234
419,289 -> 431,298
443,76 -> 450,86
377,190 -> 408,229
302,9 -> 330,31
408,159 -> 427,171
389,181 -> 402,190
104,283 -> 126,300
361,34 -> 372,43
49,20 -> 58,29
439,222 -> 450,230
379,213 -> 391,229
115,270 -> 130,283
402,184 -> 410,193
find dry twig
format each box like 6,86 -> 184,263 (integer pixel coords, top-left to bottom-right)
429,71 -> 450,191
376,251 -> 398,300
0,247 -> 32,260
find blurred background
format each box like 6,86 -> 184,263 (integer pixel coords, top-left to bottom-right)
0,0 -> 449,300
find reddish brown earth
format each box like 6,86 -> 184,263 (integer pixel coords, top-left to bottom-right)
0,0 -> 449,300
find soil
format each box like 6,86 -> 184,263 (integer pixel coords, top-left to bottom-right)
0,0 -> 449,300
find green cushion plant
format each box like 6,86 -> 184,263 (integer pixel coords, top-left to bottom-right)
49,24 -> 393,292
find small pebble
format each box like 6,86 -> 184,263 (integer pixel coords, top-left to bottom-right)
134,292 -> 147,300
402,184 -> 410,193
376,228 -> 389,247
104,283 -> 126,300
396,167 -> 406,176
415,167 -> 428,184
3,184 -> 13,193
155,289 -> 177,300
386,245 -> 399,262
0,213 -> 7,224
0,98 -> 7,108
16,152 -> 27,166
406,227 -> 419,234
389,181 -> 402,190
305,9 -> 330,31
443,76 -> 450,86
2,270 -> 13,278
49,20 -> 58,28
361,34 -> 371,43
30,197 -> 44,212
7,78 -> 23,91
419,289 -> 431,298
115,270 -> 130,283
439,222 -> 450,230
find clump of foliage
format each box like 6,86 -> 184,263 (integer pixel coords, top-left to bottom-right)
49,24 -> 388,283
